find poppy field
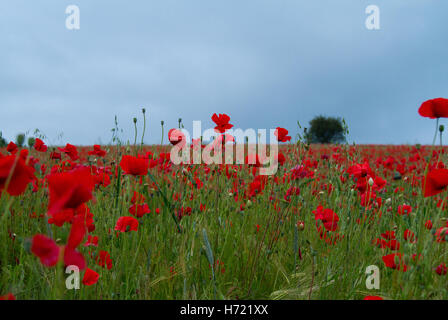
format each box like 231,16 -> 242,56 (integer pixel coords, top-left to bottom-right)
2,99 -> 448,300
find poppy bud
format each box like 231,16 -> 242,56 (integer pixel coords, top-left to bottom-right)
133,117 -> 137,124
368,177 -> 374,186
440,125 -> 445,133
161,120 -> 164,126
142,108 -> 146,114
297,221 -> 305,231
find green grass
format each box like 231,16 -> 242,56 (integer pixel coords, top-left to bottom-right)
1,143 -> 448,300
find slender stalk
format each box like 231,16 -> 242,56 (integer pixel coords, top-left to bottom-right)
141,108 -> 147,152
133,117 -> 138,148
432,118 -> 439,146
161,121 -> 165,145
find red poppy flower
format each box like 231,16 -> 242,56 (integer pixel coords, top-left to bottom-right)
363,296 -> 383,300
0,155 -> 36,196
6,142 -> 18,154
211,113 -> 233,133
418,98 -> 448,119
82,268 -> 99,286
435,263 -> 447,275
34,138 -> 48,152
84,235 -> 98,247
115,216 -> 139,232
312,205 -> 339,231
96,250 -> 113,270
385,239 -> 400,251
373,176 -> 387,190
0,293 -> 16,300
435,227 -> 448,242
47,167 -> 95,216
58,143 -> 79,161
50,152 -> 62,160
66,213 -> 87,250
63,247 -> 86,270
168,129 -> 186,147
423,169 -> 448,197
404,229 -> 416,242
276,152 -> 286,166
88,145 -> 106,157
382,253 -> 407,272
397,204 -> 412,215
31,234 -> 60,267
380,231 -> 396,240
93,171 -> 111,187
129,203 -> 151,218
274,127 -> 291,142
285,186 -> 300,201
119,155 -> 148,176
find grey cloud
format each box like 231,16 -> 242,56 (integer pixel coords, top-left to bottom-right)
0,0 -> 447,145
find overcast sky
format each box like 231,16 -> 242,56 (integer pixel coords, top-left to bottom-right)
0,0 -> 447,146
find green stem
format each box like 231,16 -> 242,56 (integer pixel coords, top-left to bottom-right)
134,121 -> 138,147
432,118 -> 439,146
141,108 -> 147,152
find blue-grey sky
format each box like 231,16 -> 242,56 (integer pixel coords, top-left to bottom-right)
0,0 -> 447,145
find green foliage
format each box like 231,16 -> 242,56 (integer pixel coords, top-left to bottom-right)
0,131 -> 7,148
305,115 -> 345,144
16,133 -> 26,147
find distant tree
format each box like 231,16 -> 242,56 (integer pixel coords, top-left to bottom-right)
28,137 -> 36,148
305,115 -> 345,144
0,131 -> 7,148
16,133 -> 25,147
